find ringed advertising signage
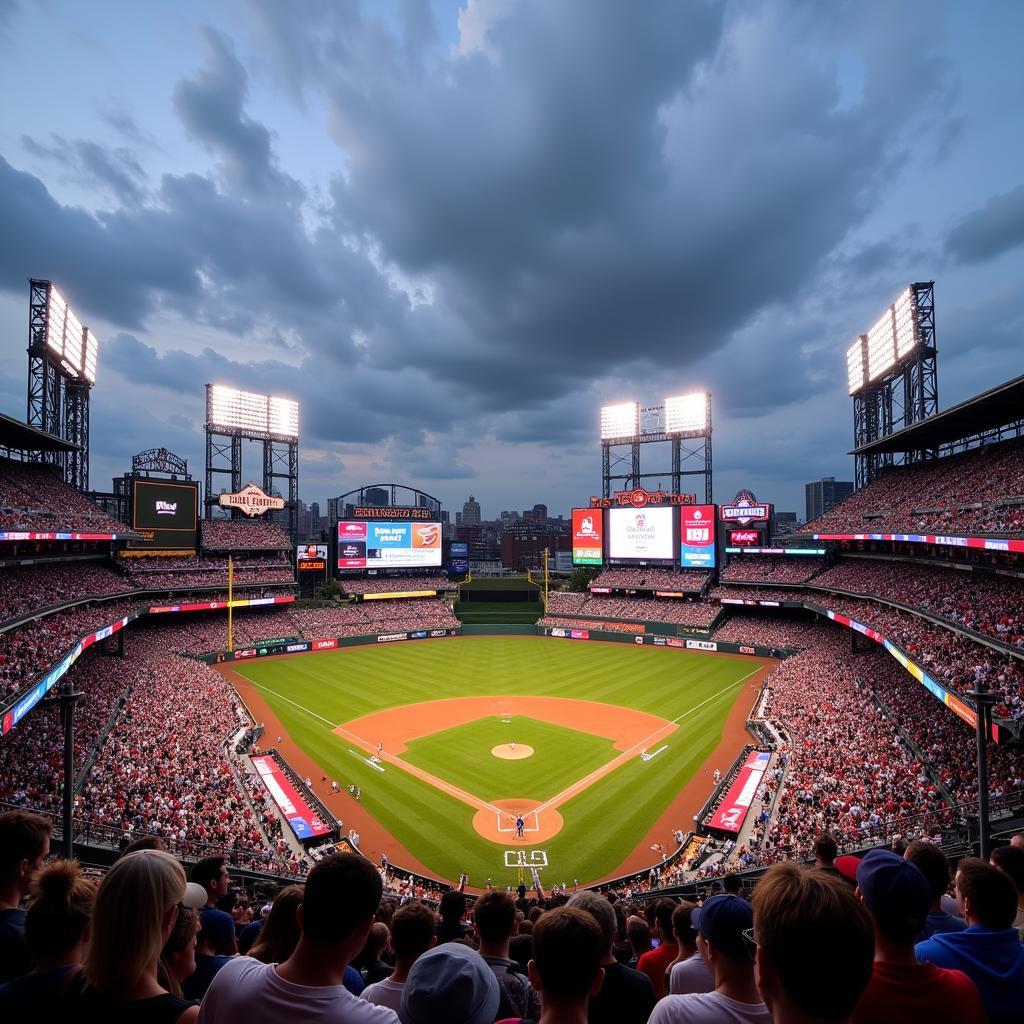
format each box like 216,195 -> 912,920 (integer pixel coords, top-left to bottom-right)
680,504 -> 716,569
571,508 -> 604,565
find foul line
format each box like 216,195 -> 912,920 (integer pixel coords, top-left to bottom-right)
533,667 -> 763,814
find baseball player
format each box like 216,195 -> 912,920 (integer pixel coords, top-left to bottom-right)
516,814 -> 525,838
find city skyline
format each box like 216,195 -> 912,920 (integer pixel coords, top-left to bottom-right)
1,2 -> 1022,516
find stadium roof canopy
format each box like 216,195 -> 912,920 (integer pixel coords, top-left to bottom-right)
850,373 -> 1024,456
0,412 -> 77,452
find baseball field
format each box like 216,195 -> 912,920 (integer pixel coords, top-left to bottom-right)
225,636 -> 768,888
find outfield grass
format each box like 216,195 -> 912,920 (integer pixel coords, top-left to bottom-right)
403,715 -> 616,802
232,636 -> 761,886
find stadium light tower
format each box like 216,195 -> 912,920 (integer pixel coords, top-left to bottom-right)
599,393 -> 712,502
26,280 -> 98,490
204,384 -> 300,543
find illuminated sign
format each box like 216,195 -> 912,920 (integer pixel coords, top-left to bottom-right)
571,508 -> 604,565
219,482 -> 286,517
350,506 -> 433,520
607,506 -> 674,562
337,521 -> 442,569
729,530 -> 761,546
590,488 -> 696,509
680,505 -> 716,569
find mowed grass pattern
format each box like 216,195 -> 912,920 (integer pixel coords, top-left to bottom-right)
402,716 -> 617,803
232,636 -> 761,885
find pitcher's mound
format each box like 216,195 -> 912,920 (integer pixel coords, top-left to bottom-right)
492,744 -> 534,760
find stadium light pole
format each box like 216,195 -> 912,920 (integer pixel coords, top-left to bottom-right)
41,676 -> 83,858
966,682 -> 996,860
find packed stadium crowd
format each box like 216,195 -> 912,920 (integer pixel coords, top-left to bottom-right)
2,819 -> 1023,1024
545,592 -> 720,627
200,519 -> 292,551
124,554 -> 296,590
810,558 -> 1024,649
0,459 -> 129,534
288,599 -> 459,638
801,436 -> 1024,536
712,614 -> 825,649
338,576 -> 449,595
591,568 -> 711,592
0,561 -> 136,622
719,557 -> 826,585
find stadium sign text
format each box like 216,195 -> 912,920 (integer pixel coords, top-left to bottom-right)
351,506 -> 432,520
219,482 -> 286,517
590,488 -> 697,508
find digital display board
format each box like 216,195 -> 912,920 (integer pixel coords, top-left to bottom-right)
129,479 -> 199,551
337,521 -> 441,569
680,505 -> 716,569
571,508 -> 604,565
607,506 -> 674,563
728,530 -> 762,547
449,541 -> 469,575
297,544 -> 328,572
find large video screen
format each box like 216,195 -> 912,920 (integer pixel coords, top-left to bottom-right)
571,508 -> 604,565
129,480 -> 198,551
607,506 -> 674,563
337,521 -> 442,569
680,505 -> 717,569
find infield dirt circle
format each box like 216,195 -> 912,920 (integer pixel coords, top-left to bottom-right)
491,744 -> 534,760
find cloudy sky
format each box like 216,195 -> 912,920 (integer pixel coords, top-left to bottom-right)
1,0 -> 1022,520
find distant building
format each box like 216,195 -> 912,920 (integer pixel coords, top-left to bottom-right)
364,486 -> 389,506
805,477 -> 854,522
462,495 -> 482,526
773,511 -> 799,537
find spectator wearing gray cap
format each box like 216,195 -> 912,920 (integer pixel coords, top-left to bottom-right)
567,890 -> 654,1024
849,849 -> 985,1024
649,894 -> 768,1024
398,942 -> 499,1024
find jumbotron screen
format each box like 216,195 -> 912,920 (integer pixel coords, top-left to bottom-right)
607,506 -> 674,563
337,521 -> 442,569
129,480 -> 199,550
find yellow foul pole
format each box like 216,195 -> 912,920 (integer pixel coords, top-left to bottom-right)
543,546 -> 549,609
227,554 -> 234,651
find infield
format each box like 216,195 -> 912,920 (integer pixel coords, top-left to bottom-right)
225,635 -> 768,887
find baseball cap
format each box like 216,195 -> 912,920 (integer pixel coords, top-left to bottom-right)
855,849 -> 930,930
835,855 -> 861,882
690,893 -> 753,960
182,882 -> 208,910
198,906 -> 236,953
400,943 -> 500,1024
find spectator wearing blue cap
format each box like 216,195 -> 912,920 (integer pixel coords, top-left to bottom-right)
649,894 -> 768,1024
916,857 -> 1024,1024
849,849 -> 985,1024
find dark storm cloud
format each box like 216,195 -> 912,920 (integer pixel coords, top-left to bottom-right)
945,184 -> 1024,265
173,26 -> 301,201
22,133 -> 148,205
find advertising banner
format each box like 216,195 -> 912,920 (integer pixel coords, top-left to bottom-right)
812,532 -> 1024,554
337,521 -> 441,569
251,756 -> 331,840
728,530 -> 761,546
708,750 -> 772,833
686,639 -> 718,652
129,479 -> 199,551
680,505 -> 717,569
313,638 -> 338,651
607,506 -> 674,562
297,544 -> 328,572
571,508 -> 604,565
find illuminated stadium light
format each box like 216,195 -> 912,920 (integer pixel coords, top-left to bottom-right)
82,328 -> 99,384
62,304 -> 83,375
46,286 -> 66,355
600,402 -> 639,440
206,384 -> 299,438
866,305 -> 896,382
893,286 -> 919,358
846,337 -> 866,395
664,392 -> 708,434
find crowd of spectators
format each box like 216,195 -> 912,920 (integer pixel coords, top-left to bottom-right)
200,519 -> 291,551
719,556 -> 826,585
288,599 -> 459,638
338,576 -> 449,595
811,558 -> 1024,649
124,555 -> 296,591
0,459 -> 129,534
591,568 -> 711,592
546,592 -> 720,628
801,436 -> 1024,536
0,562 -> 136,624
712,614 -> 824,649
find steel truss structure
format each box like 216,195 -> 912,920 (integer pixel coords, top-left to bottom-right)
601,396 -> 713,503
26,280 -> 93,489
852,282 -> 938,488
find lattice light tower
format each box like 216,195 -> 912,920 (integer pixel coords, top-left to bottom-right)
26,279 -> 99,490
846,282 -> 938,488
204,385 -> 300,543
600,393 -> 713,502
